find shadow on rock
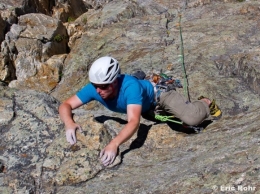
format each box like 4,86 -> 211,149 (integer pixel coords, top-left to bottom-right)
94,115 -> 153,163
167,119 -> 213,134
121,123 -> 152,161
94,115 -> 128,125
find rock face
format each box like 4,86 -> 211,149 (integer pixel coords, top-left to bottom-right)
1,13 -> 68,92
0,0 -> 54,16
1,0 -> 260,193
0,86 -> 113,193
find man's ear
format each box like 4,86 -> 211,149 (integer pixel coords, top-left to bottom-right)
112,79 -> 118,87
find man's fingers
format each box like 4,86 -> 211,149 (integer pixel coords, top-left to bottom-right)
71,131 -> 76,144
103,160 -> 110,166
67,135 -> 75,144
110,155 -> 116,165
67,136 -> 73,144
107,155 -> 116,166
103,158 -> 110,166
99,149 -> 105,158
66,129 -> 76,145
99,143 -> 118,166
100,151 -> 110,165
101,153 -> 108,163
77,125 -> 83,133
102,155 -> 111,165
103,157 -> 113,166
100,152 -> 116,166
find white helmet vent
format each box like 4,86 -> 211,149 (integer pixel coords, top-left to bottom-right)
89,56 -> 120,84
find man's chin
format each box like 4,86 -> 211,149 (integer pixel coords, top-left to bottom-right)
100,92 -> 113,100
101,95 -> 108,99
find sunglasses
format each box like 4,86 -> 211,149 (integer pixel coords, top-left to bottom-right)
92,83 -> 110,90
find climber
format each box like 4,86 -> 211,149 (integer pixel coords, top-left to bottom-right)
58,56 -> 221,166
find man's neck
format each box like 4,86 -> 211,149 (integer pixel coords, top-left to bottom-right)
107,79 -> 118,100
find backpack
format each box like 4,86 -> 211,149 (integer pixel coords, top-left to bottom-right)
131,69 -> 183,101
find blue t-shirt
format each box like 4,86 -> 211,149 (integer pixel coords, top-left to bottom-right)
76,74 -> 155,113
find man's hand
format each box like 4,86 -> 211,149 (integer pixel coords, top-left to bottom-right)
65,124 -> 82,145
100,142 -> 118,166
58,95 -> 84,145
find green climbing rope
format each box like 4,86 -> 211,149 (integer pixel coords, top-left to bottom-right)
152,14 -> 190,125
178,14 -> 190,102
155,114 -> 183,125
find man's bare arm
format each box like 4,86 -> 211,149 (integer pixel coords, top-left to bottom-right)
100,104 -> 142,166
59,95 -> 83,144
111,104 -> 141,146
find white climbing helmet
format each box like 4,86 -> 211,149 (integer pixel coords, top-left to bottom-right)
89,56 -> 120,84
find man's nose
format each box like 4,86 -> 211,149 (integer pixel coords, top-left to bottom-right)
96,88 -> 102,94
